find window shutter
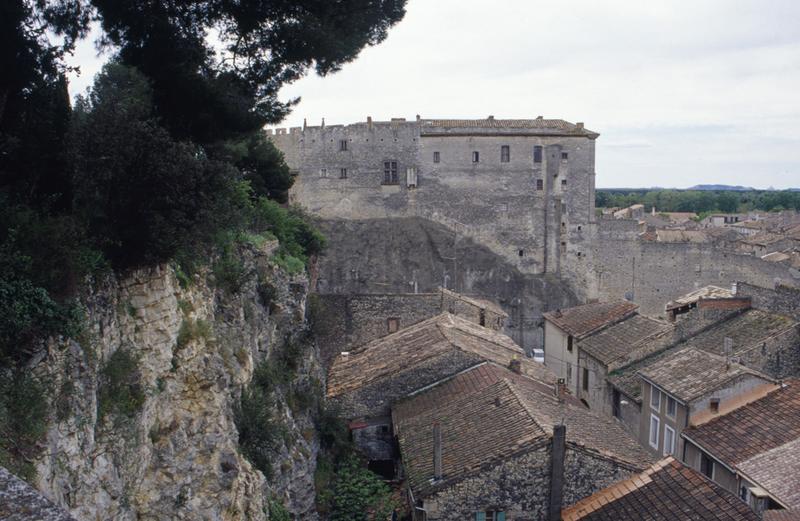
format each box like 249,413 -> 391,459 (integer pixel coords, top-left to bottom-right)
475,513 -> 486,521
497,513 -> 506,521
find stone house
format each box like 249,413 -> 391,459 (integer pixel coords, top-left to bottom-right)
326,313 -> 553,472
543,300 -> 638,395
681,379 -> 800,517
664,285 -> 734,322
636,347 -> 777,460
561,457 -> 760,521
575,313 -> 672,420
392,362 -> 653,521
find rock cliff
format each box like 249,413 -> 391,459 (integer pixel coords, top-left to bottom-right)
28,241 -> 320,520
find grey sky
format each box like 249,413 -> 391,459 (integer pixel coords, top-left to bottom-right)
67,0 -> 800,189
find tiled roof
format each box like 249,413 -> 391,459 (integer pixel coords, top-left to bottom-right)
682,380 -> 800,467
666,285 -> 734,310
544,301 -> 638,340
638,346 -> 771,403
655,229 -> 709,243
439,287 -> 507,317
738,438 -> 800,510
608,309 -> 793,402
682,309 -> 796,357
580,314 -> 673,366
764,511 -> 800,521
327,313 -> 552,397
561,457 -> 760,521
0,467 -> 76,520
393,364 -> 652,498
420,118 -> 598,137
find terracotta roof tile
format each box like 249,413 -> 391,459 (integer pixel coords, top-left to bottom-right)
393,364 -> 652,498
738,438 -> 800,510
327,313 -> 551,397
580,314 -> 673,366
544,301 -> 639,340
561,458 -> 760,520
764,510 -> 800,521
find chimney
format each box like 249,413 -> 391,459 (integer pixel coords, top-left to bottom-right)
416,114 -> 421,122
553,378 -> 566,402
488,115 -> 494,120
549,424 -> 567,521
433,423 -> 443,480
536,115 -> 544,120
321,117 -> 325,129
509,355 -> 521,374
576,122 -> 584,129
303,118 -> 307,131
367,116 -> 373,130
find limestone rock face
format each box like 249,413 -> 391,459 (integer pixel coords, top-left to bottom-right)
31,243 -> 320,520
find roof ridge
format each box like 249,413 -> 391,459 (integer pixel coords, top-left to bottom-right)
503,377 -> 553,433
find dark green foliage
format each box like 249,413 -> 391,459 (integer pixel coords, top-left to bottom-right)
251,198 -> 326,265
218,132 -> 294,203
212,245 -> 249,295
267,498 -> 291,521
97,348 -> 145,422
0,371 -> 49,481
70,63 -> 251,270
597,189 -> 800,214
324,456 -> 398,521
176,318 -> 212,350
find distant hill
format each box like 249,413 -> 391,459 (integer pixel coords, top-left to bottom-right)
686,184 -> 755,191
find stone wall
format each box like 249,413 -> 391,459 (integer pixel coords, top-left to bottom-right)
593,220 -> 800,316
735,282 -> 800,320
331,350 -> 484,420
420,444 -> 638,521
31,243 -> 321,520
271,119 -> 598,280
313,217 -> 578,354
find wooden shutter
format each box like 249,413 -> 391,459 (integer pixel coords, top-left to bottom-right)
497,513 -> 506,521
475,513 -> 486,521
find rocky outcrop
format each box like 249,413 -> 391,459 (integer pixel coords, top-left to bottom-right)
29,241 -> 320,520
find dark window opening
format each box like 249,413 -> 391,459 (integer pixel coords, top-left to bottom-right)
710,398 -> 720,413
533,146 -> 543,163
536,179 -> 544,191
561,241 -> 567,253
567,336 -> 573,353
479,309 -> 486,327
340,168 -> 348,179
501,145 -> 510,163
613,389 -> 621,418
472,151 -> 480,163
700,453 -> 714,479
383,161 -> 398,184
368,460 -> 395,480
339,139 -> 348,151
577,225 -> 582,231
433,151 -> 440,163
518,249 -> 524,257
582,367 -> 589,391
387,317 -> 400,333
561,179 -> 567,187
561,152 -> 568,160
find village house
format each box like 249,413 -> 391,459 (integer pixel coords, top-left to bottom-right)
701,213 -> 745,228
636,347 -> 777,459
543,300 -> 638,395
664,285 -> 735,322
681,379 -> 800,517
326,313 -> 553,474
560,457 -> 760,521
575,313 -> 672,421
392,362 -> 653,521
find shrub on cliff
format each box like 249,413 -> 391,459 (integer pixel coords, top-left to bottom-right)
0,371 -> 49,481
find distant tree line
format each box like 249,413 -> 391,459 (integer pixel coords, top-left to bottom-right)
596,189 -> 800,215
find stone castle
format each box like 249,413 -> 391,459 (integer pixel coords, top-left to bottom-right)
270,116 -> 799,352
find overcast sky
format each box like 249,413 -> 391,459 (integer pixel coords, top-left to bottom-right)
67,0 -> 800,189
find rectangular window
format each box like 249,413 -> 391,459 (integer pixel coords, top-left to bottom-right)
651,386 -> 661,412
649,414 -> 660,449
561,152 -> 569,160
383,161 -> 398,184
567,335 -> 573,353
613,389 -> 621,419
533,146 -> 543,163
500,145 -> 510,163
700,452 -> 714,479
710,398 -> 720,414
472,151 -> 480,163
319,168 -> 328,178
666,396 -> 677,419
339,139 -> 348,151
475,513 -> 505,521
339,168 -> 348,179
536,179 -> 544,191
387,317 -> 400,333
561,179 -> 567,187
582,367 -> 589,392
433,151 -> 440,163
566,362 -> 572,384
663,425 -> 675,456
